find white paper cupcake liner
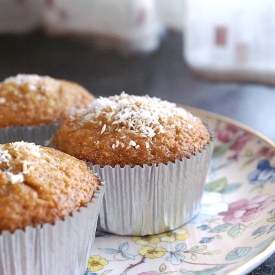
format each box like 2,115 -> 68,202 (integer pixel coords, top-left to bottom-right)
92,127 -> 215,236
0,182 -> 105,275
0,123 -> 61,145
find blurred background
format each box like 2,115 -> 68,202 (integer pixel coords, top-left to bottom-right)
1,1 -> 275,274
1,0 -> 275,142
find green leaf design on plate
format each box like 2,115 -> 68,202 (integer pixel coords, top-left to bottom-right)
245,149 -> 253,157
99,248 -> 119,254
221,183 -> 242,194
209,223 -> 232,233
213,143 -> 232,158
226,247 -> 252,261
102,271 -> 112,275
254,231 -> 267,239
241,158 -> 255,169
255,234 -> 275,249
119,242 -> 129,252
228,223 -> 246,239
188,245 -> 207,253
250,185 -> 265,193
121,253 -> 135,260
267,216 -> 275,222
190,253 -> 197,261
203,250 -> 220,255
176,243 -> 187,251
205,177 -> 227,192
159,263 -> 166,272
197,265 -> 227,275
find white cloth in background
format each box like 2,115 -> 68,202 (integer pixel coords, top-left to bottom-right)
0,0 -> 185,53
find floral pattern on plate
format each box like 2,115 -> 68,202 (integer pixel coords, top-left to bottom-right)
85,107 -> 275,275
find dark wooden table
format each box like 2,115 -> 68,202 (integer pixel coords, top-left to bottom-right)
1,29 -> 275,274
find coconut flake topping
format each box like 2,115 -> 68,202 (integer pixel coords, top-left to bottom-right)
2,74 -> 50,92
79,92 -> 192,138
0,142 -> 42,184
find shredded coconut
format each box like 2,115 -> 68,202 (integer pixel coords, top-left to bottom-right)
101,124 -> 106,134
129,140 -> 136,147
0,97 -> 6,104
0,142 -> 42,184
2,74 -> 52,95
4,74 -> 43,87
79,92 -> 192,139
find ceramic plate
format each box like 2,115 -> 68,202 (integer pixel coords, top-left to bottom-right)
85,107 -> 275,275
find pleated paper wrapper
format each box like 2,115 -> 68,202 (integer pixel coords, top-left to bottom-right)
92,127 -> 215,236
0,122 -> 215,237
0,124 -> 106,274
0,182 -> 105,275
0,123 -> 60,145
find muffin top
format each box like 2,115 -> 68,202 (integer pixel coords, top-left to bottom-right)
52,92 -> 211,167
0,141 -> 99,233
0,74 -> 95,128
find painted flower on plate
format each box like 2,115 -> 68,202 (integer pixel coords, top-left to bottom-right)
252,226 -> 268,236
197,224 -> 211,231
138,246 -> 166,259
219,194 -> 274,224
255,146 -> 275,160
166,251 -> 186,265
248,159 -> 275,185
159,228 -> 190,243
217,124 -> 252,151
132,235 -> 161,246
87,256 -> 108,272
200,237 -> 215,243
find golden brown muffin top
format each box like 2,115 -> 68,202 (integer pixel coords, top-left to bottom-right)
0,141 -> 99,233
0,74 -> 95,128
52,92 -> 211,167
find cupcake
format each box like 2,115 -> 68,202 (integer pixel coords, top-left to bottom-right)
0,74 -> 95,144
0,141 -> 105,275
52,92 -> 215,235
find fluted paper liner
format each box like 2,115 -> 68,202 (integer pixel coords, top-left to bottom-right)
0,123 -> 214,237
0,123 -> 61,145
0,183 -> 105,275
0,124 -> 105,274
92,127 -> 215,236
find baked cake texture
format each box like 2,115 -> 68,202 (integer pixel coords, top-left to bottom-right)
52,92 -> 211,167
0,74 -> 95,128
0,141 -> 99,233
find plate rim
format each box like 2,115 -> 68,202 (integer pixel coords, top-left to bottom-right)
181,104 -> 275,149
182,105 -> 275,275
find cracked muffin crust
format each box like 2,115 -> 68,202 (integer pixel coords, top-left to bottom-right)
0,141 -> 99,233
